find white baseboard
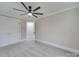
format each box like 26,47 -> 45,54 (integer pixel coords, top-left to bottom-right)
0,38 -> 36,48
0,39 -> 36,48
0,39 -> 27,48
36,39 -> 79,54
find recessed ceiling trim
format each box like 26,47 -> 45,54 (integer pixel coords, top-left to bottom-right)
0,14 -> 24,21
35,5 -> 79,21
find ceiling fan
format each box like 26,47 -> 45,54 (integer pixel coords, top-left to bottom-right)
13,2 -> 43,18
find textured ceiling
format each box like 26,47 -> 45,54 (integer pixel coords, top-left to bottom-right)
0,2 -> 79,21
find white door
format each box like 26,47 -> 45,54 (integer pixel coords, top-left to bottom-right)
26,22 -> 35,40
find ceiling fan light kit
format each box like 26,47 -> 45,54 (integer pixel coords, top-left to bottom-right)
28,13 -> 32,16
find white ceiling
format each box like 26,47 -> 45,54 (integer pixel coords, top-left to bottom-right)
0,2 -> 79,21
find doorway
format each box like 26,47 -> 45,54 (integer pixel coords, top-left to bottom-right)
26,22 -> 35,40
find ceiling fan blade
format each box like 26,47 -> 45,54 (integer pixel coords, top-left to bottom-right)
20,14 -> 26,16
33,6 -> 40,12
33,13 -> 43,15
32,14 -> 38,18
13,8 -> 26,12
21,2 -> 29,11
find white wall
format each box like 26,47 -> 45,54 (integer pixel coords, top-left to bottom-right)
35,7 -> 79,52
0,16 -> 22,47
